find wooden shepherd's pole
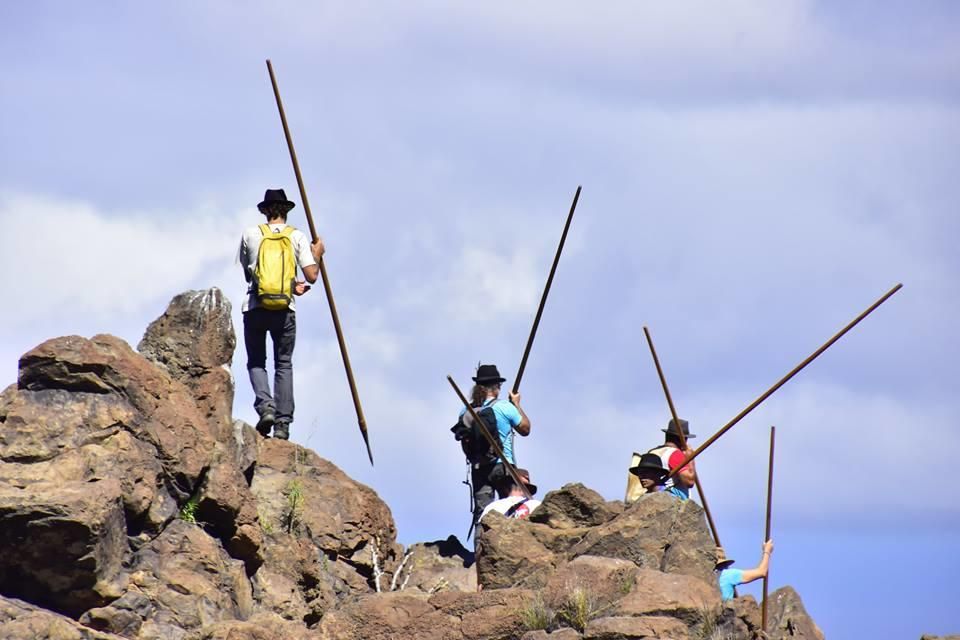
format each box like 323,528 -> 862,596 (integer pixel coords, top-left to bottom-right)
512,186 -> 581,394
668,283 -> 902,479
266,59 -> 374,466
447,376 -> 532,500
761,425 -> 776,633
643,326 -> 721,546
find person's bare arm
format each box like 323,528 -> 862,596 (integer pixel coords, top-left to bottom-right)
509,391 -> 531,436
300,237 -> 325,285
739,540 -> 774,583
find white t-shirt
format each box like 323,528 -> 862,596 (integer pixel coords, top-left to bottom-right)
239,223 -> 316,312
480,496 -> 542,521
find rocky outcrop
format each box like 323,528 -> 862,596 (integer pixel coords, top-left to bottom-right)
0,288 -> 824,640
316,588 -> 536,640
766,586 -> 824,640
401,536 -> 477,594
137,288 -> 236,443
0,479 -> 127,617
477,488 -> 716,591
0,595 -> 127,640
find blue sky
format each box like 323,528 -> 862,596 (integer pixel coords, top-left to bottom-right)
1,2 -> 958,638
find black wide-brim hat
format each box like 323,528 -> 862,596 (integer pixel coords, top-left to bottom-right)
629,452 -> 668,479
714,546 -> 735,569
662,418 -> 696,439
258,188 -> 296,212
473,363 -> 506,385
515,468 -> 538,496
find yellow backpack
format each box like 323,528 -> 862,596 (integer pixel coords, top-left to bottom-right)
254,224 -> 297,310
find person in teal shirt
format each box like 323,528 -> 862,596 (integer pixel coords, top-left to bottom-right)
456,364 -> 532,528
716,540 -> 774,601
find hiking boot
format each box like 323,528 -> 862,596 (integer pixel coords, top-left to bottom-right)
256,411 -> 276,437
273,422 -> 290,440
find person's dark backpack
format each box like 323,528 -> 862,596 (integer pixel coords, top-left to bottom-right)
451,403 -> 501,464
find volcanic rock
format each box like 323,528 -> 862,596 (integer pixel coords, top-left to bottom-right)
401,535 -> 477,593
137,287 -> 236,444
0,594 -> 127,640
0,479 -> 127,618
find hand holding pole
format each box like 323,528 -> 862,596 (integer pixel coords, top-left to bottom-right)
266,59 -> 373,466
448,376 -> 532,501
761,426 -> 776,633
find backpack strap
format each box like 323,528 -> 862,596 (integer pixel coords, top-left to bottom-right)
504,498 -> 529,518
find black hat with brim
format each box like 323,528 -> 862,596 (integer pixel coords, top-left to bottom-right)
629,452 -> 668,480
714,546 -> 736,569
662,418 -> 696,439
258,188 -> 296,212
507,468 -> 537,496
473,364 -> 506,385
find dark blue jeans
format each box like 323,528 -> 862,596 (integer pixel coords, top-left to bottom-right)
243,308 -> 297,425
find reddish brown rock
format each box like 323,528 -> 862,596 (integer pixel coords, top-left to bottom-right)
716,595 -> 763,640
0,594 -> 127,640
188,612 -> 322,640
569,492 -> 716,586
137,288 -> 236,444
521,629 -> 583,640
315,591 -> 459,640
613,568 -> 719,626
583,615 -> 690,639
0,479 -> 127,618
251,439 -> 399,577
529,483 -> 623,530
17,334 -> 217,503
401,535 -> 477,593
475,512 -> 560,589
196,455 -> 263,573
83,520 -> 252,638
766,586 -> 824,640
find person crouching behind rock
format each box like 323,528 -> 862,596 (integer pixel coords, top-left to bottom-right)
480,468 -> 541,521
715,540 -> 774,601
625,452 -> 668,502
453,364 -> 531,527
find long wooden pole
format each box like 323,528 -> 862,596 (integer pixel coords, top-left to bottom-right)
448,376 -> 532,500
512,186 -> 581,394
668,283 -> 902,479
642,326 -> 721,546
266,59 -> 373,466
761,425 -> 776,633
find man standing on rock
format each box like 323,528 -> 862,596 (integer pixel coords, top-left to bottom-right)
453,364 -> 531,528
647,419 -> 698,501
239,189 -> 324,440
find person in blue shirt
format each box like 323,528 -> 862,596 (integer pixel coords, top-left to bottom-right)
455,364 -> 531,529
715,540 -> 774,601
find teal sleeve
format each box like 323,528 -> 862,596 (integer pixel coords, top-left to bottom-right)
718,568 -> 745,601
497,401 -> 522,427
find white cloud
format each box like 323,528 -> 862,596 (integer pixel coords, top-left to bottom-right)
0,192 -> 244,325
